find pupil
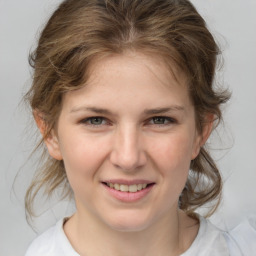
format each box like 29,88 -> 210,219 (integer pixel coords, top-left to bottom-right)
154,117 -> 164,124
92,117 -> 102,125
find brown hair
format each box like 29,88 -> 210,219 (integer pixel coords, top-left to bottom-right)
25,0 -> 230,219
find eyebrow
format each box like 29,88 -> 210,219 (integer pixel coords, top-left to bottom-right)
70,106 -> 185,115
143,106 -> 185,115
70,107 -> 112,115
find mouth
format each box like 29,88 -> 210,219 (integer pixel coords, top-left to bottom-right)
102,182 -> 154,193
101,180 -> 155,202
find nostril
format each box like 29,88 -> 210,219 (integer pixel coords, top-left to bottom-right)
110,152 -> 147,171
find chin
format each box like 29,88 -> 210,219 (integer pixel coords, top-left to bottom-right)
103,211 -> 155,233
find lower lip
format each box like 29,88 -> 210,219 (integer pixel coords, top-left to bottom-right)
103,183 -> 154,203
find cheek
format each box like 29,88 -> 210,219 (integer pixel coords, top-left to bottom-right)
145,134 -> 194,211
148,132 -> 196,194
149,133 -> 194,172
58,135 -> 110,187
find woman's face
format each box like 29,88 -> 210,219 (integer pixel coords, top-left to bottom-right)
46,52 -> 204,232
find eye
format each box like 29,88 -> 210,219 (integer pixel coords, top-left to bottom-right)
80,116 -> 108,126
148,116 -> 176,125
89,117 -> 104,125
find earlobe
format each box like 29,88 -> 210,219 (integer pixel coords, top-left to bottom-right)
33,110 -> 63,161
44,132 -> 63,161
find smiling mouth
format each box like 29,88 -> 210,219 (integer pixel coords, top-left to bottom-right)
102,182 -> 154,193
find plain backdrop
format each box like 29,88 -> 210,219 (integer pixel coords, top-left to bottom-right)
1,0 -> 256,255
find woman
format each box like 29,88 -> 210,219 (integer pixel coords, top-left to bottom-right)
25,0 -> 256,255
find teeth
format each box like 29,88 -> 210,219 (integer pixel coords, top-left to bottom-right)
106,183 -> 148,192
129,184 -> 137,192
114,184 -> 120,190
137,184 -> 143,190
120,184 -> 128,192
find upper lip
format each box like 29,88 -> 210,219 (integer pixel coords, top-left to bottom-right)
102,179 -> 155,185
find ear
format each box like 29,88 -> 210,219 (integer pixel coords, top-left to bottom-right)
33,110 -> 63,161
191,114 -> 214,160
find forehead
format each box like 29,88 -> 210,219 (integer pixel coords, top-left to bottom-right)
61,51 -> 191,112
86,51 -> 188,91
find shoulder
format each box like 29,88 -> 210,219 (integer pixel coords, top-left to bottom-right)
182,216 -> 230,256
25,218 -> 79,256
224,215 -> 256,255
182,215 -> 256,256
25,223 -> 57,256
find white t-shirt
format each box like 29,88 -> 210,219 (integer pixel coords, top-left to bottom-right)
25,216 -> 256,256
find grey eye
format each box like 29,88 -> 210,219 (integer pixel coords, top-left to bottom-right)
89,117 -> 104,125
152,117 -> 167,124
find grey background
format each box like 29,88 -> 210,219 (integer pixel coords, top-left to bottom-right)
1,0 -> 256,255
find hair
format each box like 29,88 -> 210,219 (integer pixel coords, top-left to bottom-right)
25,0 -> 230,219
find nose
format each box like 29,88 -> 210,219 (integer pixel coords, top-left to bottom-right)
109,125 -> 147,171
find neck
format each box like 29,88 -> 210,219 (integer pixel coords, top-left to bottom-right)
64,207 -> 198,256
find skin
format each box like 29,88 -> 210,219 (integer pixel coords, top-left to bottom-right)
39,52 -> 212,255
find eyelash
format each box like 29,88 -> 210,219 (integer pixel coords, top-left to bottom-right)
148,116 -> 176,126
79,116 -> 177,127
80,117 -> 109,126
